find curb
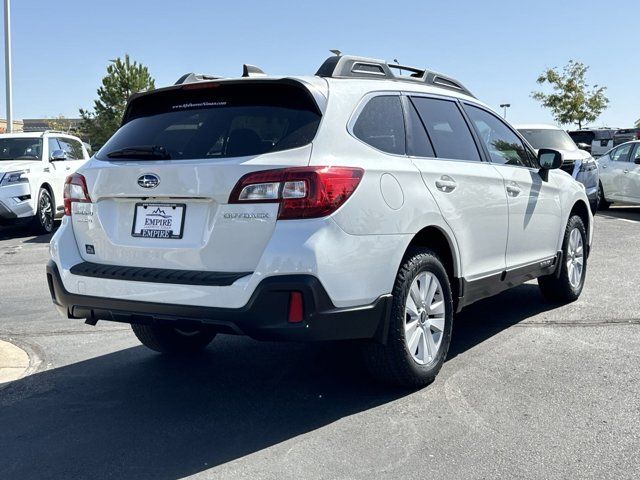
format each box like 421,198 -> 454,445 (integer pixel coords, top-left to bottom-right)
0,338 -> 34,387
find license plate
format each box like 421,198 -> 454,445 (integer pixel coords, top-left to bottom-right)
132,203 -> 186,239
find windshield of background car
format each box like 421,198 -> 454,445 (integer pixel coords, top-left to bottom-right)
96,82 -> 322,161
519,129 -> 577,151
0,138 -> 43,161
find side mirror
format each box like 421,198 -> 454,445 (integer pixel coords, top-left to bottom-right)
50,149 -> 67,162
577,142 -> 591,152
538,148 -> 563,181
635,158 -> 640,165
538,148 -> 563,170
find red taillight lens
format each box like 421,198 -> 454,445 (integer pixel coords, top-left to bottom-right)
288,291 -> 304,323
63,173 -> 91,216
228,166 -> 364,219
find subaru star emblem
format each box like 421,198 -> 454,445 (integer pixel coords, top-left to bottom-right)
138,174 -> 160,189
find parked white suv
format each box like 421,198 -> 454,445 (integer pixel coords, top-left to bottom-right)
47,56 -> 593,387
0,131 -> 90,233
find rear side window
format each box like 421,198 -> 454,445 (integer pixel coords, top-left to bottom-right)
410,97 -> 480,162
353,96 -> 406,155
464,104 -> 532,167
97,83 -> 321,160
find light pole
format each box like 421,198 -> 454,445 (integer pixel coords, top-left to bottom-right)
3,0 -> 12,133
500,103 -> 510,119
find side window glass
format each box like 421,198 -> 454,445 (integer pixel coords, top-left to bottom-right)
48,138 -> 61,159
411,97 -> 480,162
57,138 -> 83,160
405,99 -> 435,157
464,104 -> 532,167
353,96 -> 406,155
611,144 -> 632,162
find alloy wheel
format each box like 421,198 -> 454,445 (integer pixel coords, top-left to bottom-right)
404,271 -> 445,365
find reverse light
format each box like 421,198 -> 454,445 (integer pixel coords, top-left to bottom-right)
0,170 -> 29,187
229,166 -> 364,219
63,173 -> 91,216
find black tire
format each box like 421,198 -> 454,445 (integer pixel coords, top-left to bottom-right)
538,215 -> 587,303
361,248 -> 454,388
31,187 -> 55,234
131,324 -> 216,354
598,182 -> 610,211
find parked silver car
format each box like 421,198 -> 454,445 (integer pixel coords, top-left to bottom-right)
517,124 -> 600,212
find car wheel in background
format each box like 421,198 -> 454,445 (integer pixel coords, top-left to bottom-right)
598,182 -> 610,210
361,248 -> 454,388
538,215 -> 587,303
31,188 -> 55,234
131,324 -> 216,354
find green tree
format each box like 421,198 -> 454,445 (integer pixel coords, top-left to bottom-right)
532,60 -> 608,129
80,55 -> 155,148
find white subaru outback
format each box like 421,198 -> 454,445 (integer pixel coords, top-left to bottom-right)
0,131 -> 90,233
47,56 -> 593,387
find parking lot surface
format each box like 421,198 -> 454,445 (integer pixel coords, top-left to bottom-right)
0,208 -> 639,480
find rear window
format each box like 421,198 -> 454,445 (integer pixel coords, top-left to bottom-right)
96,82 -> 321,160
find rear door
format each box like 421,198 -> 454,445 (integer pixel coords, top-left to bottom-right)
71,81 -> 323,272
606,143 -> 635,201
407,95 -> 508,281
622,143 -> 640,202
463,103 -> 563,268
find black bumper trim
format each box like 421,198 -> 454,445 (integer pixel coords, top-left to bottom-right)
47,260 -> 392,343
69,261 -> 251,287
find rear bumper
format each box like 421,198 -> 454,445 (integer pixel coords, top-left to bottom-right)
46,260 -> 391,342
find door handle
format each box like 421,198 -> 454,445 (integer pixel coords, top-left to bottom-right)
601,164 -> 607,169
506,183 -> 522,197
624,169 -> 629,174
65,166 -> 71,170
435,176 -> 457,193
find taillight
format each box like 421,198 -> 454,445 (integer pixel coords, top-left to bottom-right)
636,132 -> 640,140
287,291 -> 304,323
63,173 -> 91,216
228,166 -> 364,219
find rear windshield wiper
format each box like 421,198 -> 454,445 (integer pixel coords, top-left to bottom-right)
106,145 -> 171,160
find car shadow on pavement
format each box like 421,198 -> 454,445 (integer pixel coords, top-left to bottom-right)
0,223 -> 55,243
0,283 -> 558,479
598,206 -> 640,222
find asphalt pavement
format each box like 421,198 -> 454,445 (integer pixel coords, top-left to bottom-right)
0,208 -> 639,479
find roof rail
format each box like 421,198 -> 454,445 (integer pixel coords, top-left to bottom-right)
40,130 -> 69,135
174,73 -> 223,85
315,55 -> 475,98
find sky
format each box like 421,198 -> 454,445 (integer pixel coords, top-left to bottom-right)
1,0 -> 638,128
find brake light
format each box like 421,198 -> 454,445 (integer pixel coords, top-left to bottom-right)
63,173 -> 91,216
229,166 -> 364,219
288,291 -> 304,323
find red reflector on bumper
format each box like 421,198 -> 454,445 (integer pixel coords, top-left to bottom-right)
288,292 -> 304,323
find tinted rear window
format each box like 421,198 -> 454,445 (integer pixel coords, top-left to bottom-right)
411,97 -> 481,162
96,82 -> 321,160
353,96 -> 406,155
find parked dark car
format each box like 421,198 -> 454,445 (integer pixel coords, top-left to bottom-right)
568,128 -> 617,157
613,128 -> 640,147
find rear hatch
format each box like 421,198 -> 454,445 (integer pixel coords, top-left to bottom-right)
71,80 -> 323,272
